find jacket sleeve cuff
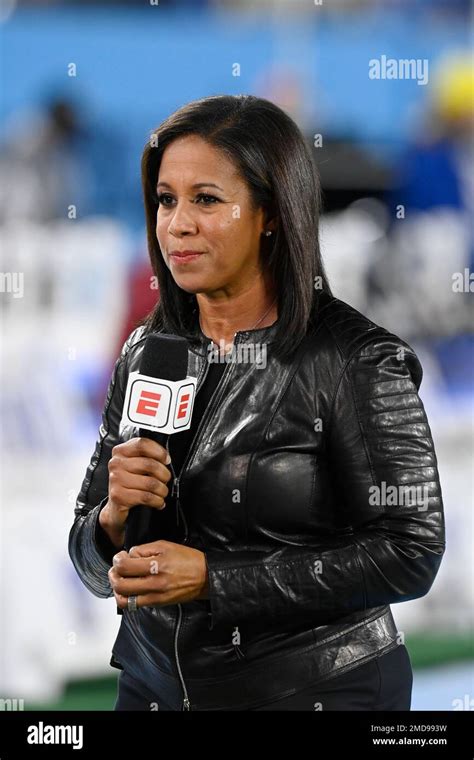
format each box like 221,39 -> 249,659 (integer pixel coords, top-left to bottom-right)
70,499 -> 117,598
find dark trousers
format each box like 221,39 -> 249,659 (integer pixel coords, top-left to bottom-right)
114,644 -> 413,711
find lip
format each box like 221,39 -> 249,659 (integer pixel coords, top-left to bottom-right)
169,250 -> 204,262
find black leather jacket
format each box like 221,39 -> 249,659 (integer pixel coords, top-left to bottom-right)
68,292 -> 445,711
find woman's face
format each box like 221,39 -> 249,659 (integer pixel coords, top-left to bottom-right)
155,135 -> 268,297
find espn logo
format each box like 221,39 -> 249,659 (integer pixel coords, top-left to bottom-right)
121,372 -> 197,434
136,389 -> 192,421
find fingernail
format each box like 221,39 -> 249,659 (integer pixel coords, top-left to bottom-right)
165,453 -> 171,465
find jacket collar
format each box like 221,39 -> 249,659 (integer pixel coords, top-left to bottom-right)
187,315 -> 280,351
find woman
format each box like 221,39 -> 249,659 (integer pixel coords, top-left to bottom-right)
68,95 -> 445,711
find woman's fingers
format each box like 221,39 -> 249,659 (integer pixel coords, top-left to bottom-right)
109,565 -> 165,595
118,456 -> 172,484
110,469 -> 169,500
112,437 -> 171,466
113,590 -> 172,610
109,486 -> 168,510
111,551 -> 161,578
128,540 -> 170,558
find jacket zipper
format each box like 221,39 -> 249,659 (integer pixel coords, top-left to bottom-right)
166,442 -> 192,710
167,335 -> 242,711
173,604 -> 191,711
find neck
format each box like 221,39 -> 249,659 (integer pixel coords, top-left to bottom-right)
196,278 -> 278,347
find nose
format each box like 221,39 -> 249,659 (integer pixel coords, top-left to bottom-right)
167,200 -> 198,237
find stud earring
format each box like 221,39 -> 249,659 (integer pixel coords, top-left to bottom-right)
264,230 -> 272,237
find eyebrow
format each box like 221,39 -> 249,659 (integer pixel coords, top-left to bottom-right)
156,181 -> 225,192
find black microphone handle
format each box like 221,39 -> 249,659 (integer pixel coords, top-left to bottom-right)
122,428 -> 171,552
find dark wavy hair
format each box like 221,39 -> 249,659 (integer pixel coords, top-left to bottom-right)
139,94 -> 331,361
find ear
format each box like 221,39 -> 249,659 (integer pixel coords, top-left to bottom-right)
263,202 -> 278,234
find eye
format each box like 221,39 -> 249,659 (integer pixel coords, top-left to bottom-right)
155,192 -> 221,207
195,194 -> 220,205
156,193 -> 174,206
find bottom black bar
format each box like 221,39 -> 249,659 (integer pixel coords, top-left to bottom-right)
0,710 -> 472,757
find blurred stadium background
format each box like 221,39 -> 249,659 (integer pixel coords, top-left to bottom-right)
0,0 -> 472,711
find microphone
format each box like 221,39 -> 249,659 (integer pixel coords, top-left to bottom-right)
121,332 -> 196,552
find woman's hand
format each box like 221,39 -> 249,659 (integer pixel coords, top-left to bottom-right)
108,540 -> 210,609
99,438 -> 173,548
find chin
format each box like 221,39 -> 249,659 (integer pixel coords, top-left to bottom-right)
173,278 -> 207,294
